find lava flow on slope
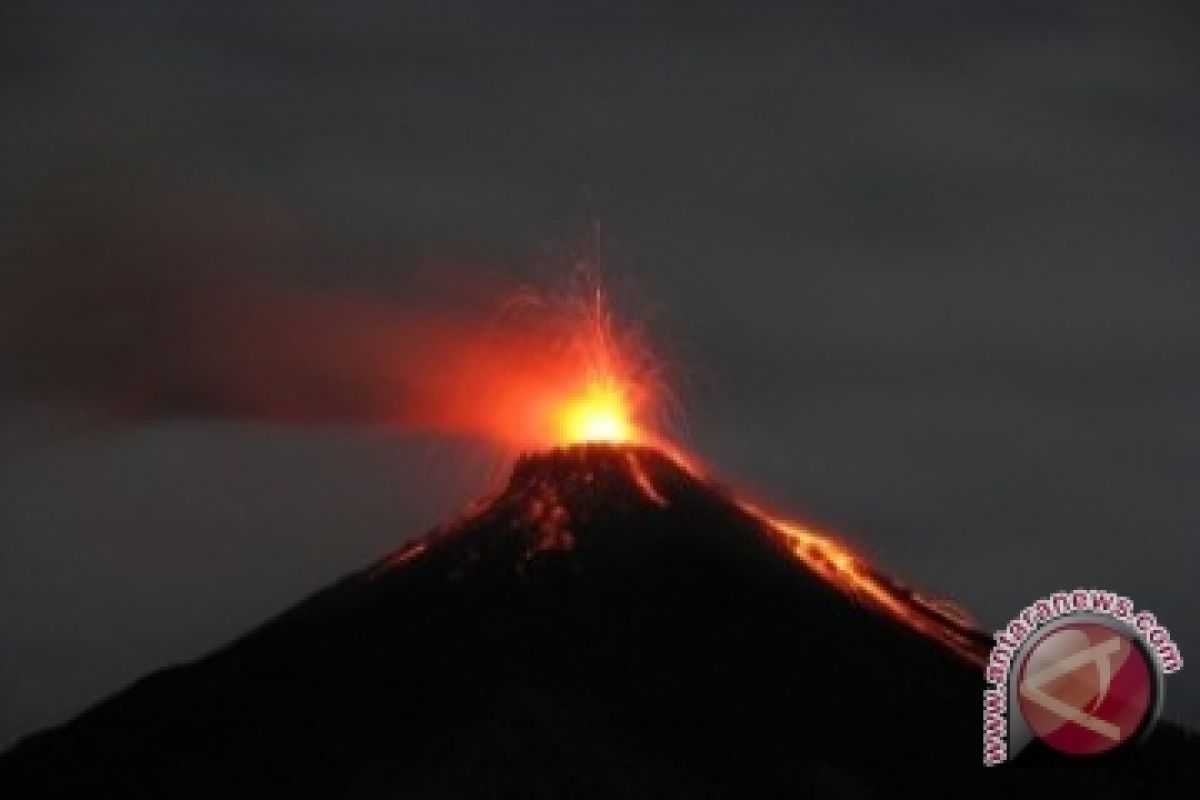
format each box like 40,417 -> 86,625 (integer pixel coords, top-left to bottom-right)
381,441 -> 991,668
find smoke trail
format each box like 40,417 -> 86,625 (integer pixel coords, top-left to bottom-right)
0,208 -> 663,450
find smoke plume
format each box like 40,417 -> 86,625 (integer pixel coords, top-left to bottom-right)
0,199 -> 657,450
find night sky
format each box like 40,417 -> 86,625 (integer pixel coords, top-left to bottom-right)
2,2 -> 1198,748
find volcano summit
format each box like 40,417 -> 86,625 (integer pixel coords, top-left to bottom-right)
1,444 -> 1196,798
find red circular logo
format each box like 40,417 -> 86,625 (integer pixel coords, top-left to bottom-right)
1017,620 -> 1155,756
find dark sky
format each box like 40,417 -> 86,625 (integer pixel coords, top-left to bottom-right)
2,1 -> 1199,747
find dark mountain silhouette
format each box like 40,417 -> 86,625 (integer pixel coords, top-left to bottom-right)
1,443 -> 1196,798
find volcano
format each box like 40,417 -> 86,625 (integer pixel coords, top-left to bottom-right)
1,444 -> 1196,798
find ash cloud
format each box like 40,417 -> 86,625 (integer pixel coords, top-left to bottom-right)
0,197 -> 589,443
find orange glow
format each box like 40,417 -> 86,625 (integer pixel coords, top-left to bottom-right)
207,269 -> 670,454
556,379 -> 634,444
497,277 -> 658,451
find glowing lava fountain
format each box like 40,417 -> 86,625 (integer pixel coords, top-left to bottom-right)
524,278 -> 655,450
555,378 -> 633,444
464,275 -> 985,666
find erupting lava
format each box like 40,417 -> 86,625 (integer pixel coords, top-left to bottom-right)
530,278 -> 651,450
428,273 -> 986,665
555,378 -> 634,444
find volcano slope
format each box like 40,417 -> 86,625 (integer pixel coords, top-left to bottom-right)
1,444 -> 1196,798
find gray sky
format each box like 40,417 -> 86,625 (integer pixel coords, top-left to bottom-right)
2,1 -> 1199,747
